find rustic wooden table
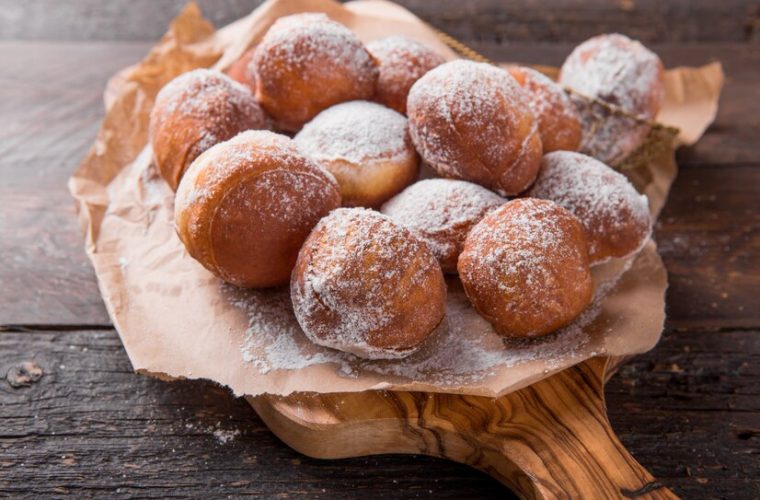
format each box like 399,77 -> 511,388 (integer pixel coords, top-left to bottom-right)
1,1 -> 758,497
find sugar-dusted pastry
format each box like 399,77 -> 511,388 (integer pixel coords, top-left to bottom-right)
526,151 -> 651,263
458,198 -> 593,338
249,13 -> 378,131
149,69 -> 271,191
366,36 -> 446,114
507,65 -> 582,153
559,33 -> 665,165
174,131 -> 341,288
291,208 -> 446,359
407,60 -> 542,196
294,101 -> 418,208
226,47 -> 257,92
381,178 -> 506,273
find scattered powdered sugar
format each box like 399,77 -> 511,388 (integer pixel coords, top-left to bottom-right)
184,420 -> 241,445
381,179 -> 506,271
137,160 -> 168,208
527,151 -> 651,260
559,33 -> 664,165
290,208 -> 439,360
227,285 -> 348,373
231,262 -> 627,387
228,204 -> 634,388
294,101 -> 410,165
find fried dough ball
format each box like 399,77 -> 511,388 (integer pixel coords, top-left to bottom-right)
174,130 -> 341,288
226,47 -> 257,92
381,178 -> 506,273
294,101 -> 419,208
291,208 -> 446,359
559,33 -> 665,165
526,151 -> 651,263
458,198 -> 593,338
249,13 -> 378,132
366,36 -> 446,114
507,65 -> 582,153
407,60 -> 542,196
149,69 -> 271,191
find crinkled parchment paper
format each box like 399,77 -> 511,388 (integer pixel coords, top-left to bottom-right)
69,0 -> 724,398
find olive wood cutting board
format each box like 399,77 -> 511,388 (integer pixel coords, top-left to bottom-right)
248,356 -> 677,498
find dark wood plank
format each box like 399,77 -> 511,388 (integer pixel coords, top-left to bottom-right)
0,41 -> 757,326
0,0 -> 757,43
398,0 -> 760,45
656,165 -> 760,330
606,329 -> 760,498
0,329 -> 507,498
0,42 -> 151,326
0,328 -> 756,497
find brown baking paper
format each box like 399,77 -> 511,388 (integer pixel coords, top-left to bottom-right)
69,0 -> 724,398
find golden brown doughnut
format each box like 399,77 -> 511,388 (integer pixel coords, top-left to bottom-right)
226,47 -> 257,92
249,13 -> 378,132
407,60 -> 542,196
174,130 -> 341,288
526,151 -> 651,263
381,178 -> 506,273
366,36 -> 446,114
149,69 -> 271,191
559,33 -> 665,165
291,208 -> 446,359
507,65 -> 582,153
458,198 -> 593,338
294,101 -> 419,208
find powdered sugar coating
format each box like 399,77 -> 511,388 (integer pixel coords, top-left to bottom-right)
407,60 -> 542,196
294,101 -> 419,207
149,68 -> 271,189
291,208 -> 446,359
366,36 -> 446,114
295,101 -> 410,165
250,13 -> 378,131
174,130 -> 341,288
508,65 -> 581,153
458,198 -> 593,338
381,179 -> 506,273
527,151 -> 651,263
560,33 -> 665,165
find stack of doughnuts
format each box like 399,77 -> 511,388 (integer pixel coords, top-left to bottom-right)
149,14 -> 662,359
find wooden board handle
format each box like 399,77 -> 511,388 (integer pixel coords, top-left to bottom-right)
250,358 -> 677,499
438,359 -> 677,498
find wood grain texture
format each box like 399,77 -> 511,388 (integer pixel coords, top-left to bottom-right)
0,42 -> 150,326
1,0 -> 758,43
1,3 -> 758,495
1,328 -> 757,497
0,329 -> 508,498
251,358 -> 678,499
